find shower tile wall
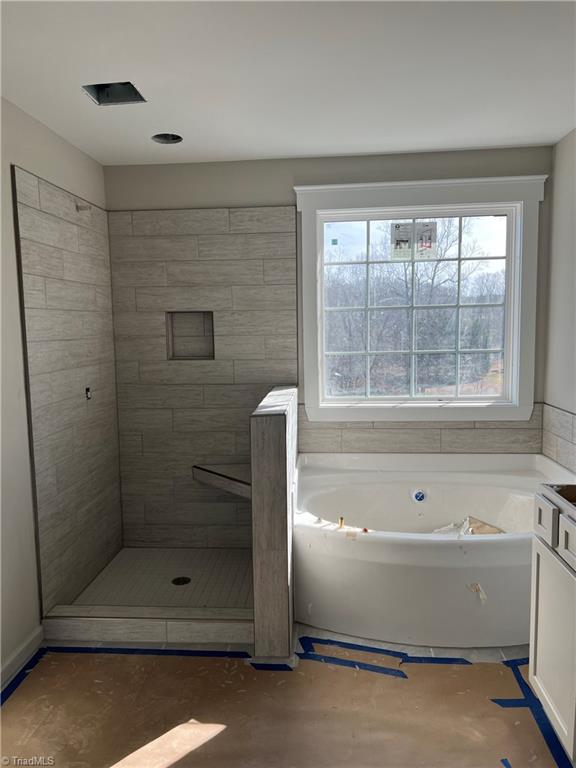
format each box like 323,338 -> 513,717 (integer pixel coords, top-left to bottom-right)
108,206 -> 297,547
14,167 -> 121,612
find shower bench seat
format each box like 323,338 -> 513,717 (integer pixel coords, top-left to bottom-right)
192,463 -> 252,499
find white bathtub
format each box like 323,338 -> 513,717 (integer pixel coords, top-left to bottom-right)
294,454 -> 576,648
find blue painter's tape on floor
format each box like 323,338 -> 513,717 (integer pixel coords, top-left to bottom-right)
402,655 -> 471,665
1,649 -> 47,705
296,650 -> 408,678
299,637 -> 569,768
44,646 -> 251,659
2,639 -> 571,768
492,659 -> 572,768
1,645 -> 251,705
492,698 -> 529,709
299,635 -> 406,659
298,636 -> 471,670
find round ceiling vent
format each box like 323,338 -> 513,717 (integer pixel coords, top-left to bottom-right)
152,133 -> 183,144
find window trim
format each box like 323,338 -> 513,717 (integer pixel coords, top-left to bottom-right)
295,176 -> 547,422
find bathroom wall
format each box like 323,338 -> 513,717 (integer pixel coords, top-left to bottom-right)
105,145 -> 551,455
109,206 -> 297,546
1,98 -> 108,680
13,167 -> 121,613
542,404 -> 576,473
542,129 -> 576,473
298,406 -> 543,453
104,146 -> 552,213
110,201 -> 544,459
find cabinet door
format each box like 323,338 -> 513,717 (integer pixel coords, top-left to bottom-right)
530,536 -> 576,762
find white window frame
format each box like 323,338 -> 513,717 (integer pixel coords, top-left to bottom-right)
295,176 -> 546,422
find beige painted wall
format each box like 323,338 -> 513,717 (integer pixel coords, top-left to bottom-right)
104,147 -> 552,211
1,98 -> 106,679
105,145 -> 553,402
544,130 -> 576,415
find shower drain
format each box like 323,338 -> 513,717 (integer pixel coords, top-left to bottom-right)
172,576 -> 191,585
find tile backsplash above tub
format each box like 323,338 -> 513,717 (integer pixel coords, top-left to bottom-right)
298,403 -> 543,454
542,403 -> 576,472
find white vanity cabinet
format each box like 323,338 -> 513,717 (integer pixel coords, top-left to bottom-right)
530,488 -> 576,763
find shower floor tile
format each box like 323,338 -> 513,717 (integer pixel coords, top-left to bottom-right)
72,548 -> 253,609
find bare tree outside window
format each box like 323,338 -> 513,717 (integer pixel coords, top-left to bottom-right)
323,215 -> 507,399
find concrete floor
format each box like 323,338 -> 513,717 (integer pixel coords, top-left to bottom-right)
0,635 -> 561,768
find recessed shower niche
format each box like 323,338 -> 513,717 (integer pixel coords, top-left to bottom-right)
166,311 -> 214,360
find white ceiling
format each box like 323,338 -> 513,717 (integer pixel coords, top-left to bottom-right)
2,1 -> 575,166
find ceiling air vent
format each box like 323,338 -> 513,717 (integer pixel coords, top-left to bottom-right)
81,81 -> 146,106
152,133 -> 183,144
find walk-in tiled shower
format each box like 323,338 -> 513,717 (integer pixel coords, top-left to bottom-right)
13,165 -> 296,642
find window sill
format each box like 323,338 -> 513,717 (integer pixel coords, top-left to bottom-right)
306,401 -> 535,422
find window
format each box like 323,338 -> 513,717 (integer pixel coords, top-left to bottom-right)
322,212 -> 508,400
296,177 -> 546,421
